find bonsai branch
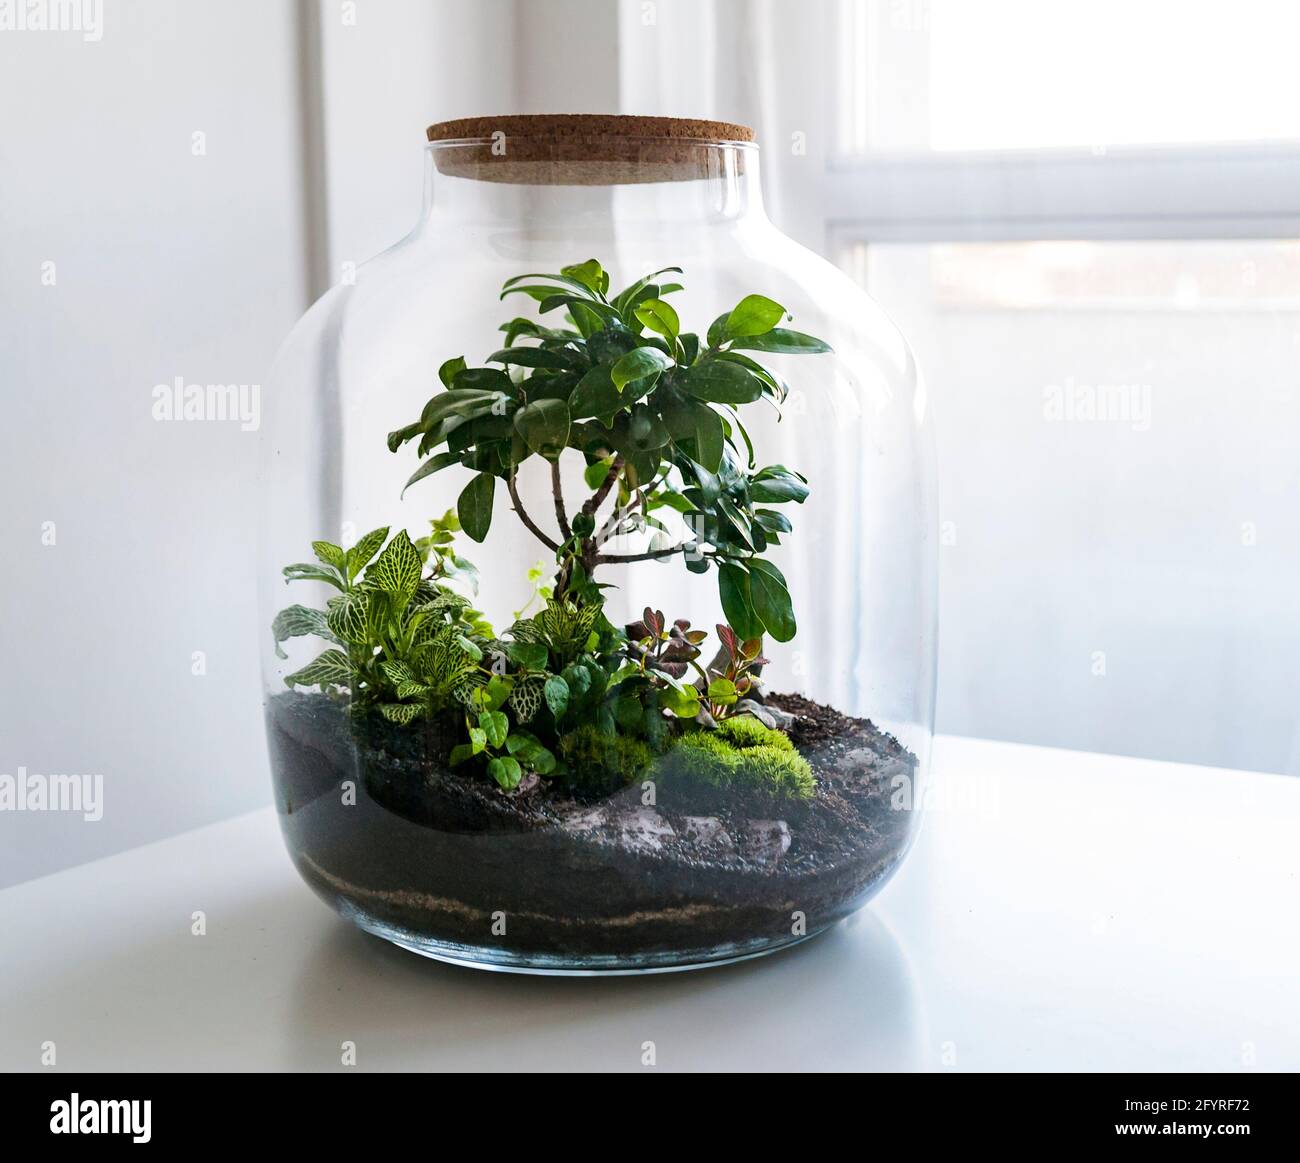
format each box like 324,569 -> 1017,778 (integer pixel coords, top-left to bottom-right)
550,459 -> 572,541
595,543 -> 693,565
507,473 -> 560,552
583,455 -> 624,517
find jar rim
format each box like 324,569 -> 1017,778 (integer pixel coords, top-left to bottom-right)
426,113 -> 755,146
424,115 -> 756,187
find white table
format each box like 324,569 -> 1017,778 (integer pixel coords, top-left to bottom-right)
2,736 -> 1296,1072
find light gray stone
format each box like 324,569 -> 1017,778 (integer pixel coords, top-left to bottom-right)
618,807 -> 676,853
745,819 -> 792,865
562,805 -> 609,834
734,700 -> 799,731
682,815 -> 735,851
733,699 -> 777,729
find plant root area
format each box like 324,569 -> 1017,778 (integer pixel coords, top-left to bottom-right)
267,691 -> 918,963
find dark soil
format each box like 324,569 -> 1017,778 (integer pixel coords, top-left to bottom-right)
266,690 -> 919,966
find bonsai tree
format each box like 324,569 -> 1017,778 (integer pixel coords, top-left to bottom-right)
272,259 -> 832,797
387,258 -> 826,642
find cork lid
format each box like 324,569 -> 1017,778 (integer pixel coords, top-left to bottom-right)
426,114 -> 756,186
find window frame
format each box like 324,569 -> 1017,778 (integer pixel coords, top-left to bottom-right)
766,3 -> 1300,256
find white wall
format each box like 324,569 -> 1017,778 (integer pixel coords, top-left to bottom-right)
0,0 -> 309,885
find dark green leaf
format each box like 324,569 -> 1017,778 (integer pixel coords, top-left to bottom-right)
458,472 -> 496,542
681,360 -> 763,404
438,356 -> 467,388
706,313 -> 730,347
507,641 -> 549,672
387,421 -> 423,453
401,451 -> 461,496
626,404 -> 671,452
718,563 -> 764,640
716,351 -> 789,403
611,346 -> 673,392
730,328 -> 832,355
716,495 -> 755,548
419,387 -> 507,430
501,274 -> 600,300
747,558 -> 797,642
569,363 -> 647,423
543,674 -> 569,720
660,394 -> 724,472
450,368 -> 514,394
586,327 -> 639,366
486,347 -> 573,370
750,469 -> 810,504
754,508 -> 793,534
513,399 -> 570,459
536,295 -> 621,323
522,370 -> 580,402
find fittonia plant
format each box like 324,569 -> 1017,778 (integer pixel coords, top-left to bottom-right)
273,259 -> 831,794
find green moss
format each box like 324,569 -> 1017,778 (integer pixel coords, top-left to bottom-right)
735,744 -> 814,800
667,731 -> 740,785
715,715 -> 794,752
658,727 -> 815,803
557,724 -> 653,789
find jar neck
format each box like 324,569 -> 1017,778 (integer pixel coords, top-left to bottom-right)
416,139 -> 768,230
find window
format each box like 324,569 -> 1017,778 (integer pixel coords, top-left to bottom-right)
768,1 -> 1300,772
838,0 -> 1300,154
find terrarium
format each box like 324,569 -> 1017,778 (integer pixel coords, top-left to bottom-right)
260,115 -> 935,973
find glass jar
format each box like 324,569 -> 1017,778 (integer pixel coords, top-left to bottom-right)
260,115 -> 935,974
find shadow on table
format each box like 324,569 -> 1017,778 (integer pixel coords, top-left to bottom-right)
286,907 -> 926,1071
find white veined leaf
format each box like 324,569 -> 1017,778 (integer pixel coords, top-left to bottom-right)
378,703 -> 422,725
380,660 -> 413,686
282,562 -> 346,590
312,540 -> 348,571
271,604 -> 336,658
325,590 -> 371,645
367,531 -> 422,604
395,680 -> 430,700
347,526 -> 390,580
284,649 -> 353,690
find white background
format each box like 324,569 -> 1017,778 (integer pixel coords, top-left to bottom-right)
2,0 -> 1298,885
